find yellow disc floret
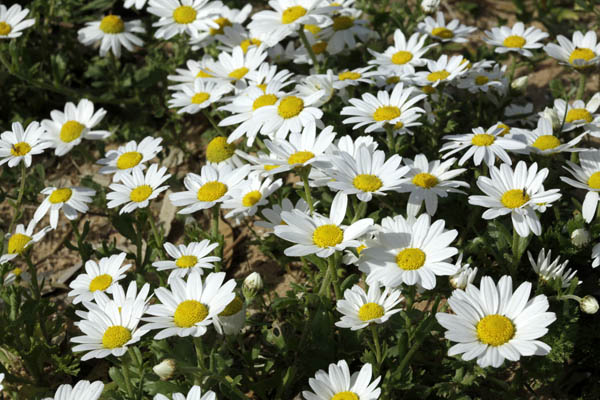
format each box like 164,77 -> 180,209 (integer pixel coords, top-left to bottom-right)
173,6 -> 197,24
587,171 -> 600,189
197,181 -> 228,202
277,96 -> 304,119
10,142 -> 31,156
373,105 -> 401,121
8,233 -> 31,254
427,70 -> 450,82
353,174 -> 383,192
240,38 -> 261,53
117,151 -> 143,170
312,41 -> 327,54
252,94 -> 278,110
242,190 -> 262,207
209,17 -> 232,35
471,134 -> 495,146
391,50 -> 413,65
431,27 -> 454,39
475,75 -> 489,85
0,22 -> 12,36
60,120 -> 85,143
176,255 -> 198,269
288,151 -> 315,165
333,16 -> 354,31
566,108 -> 593,123
99,15 -> 125,34
476,314 -> 515,346
532,135 -> 560,151
49,188 -> 73,204
338,71 -> 361,81
501,189 -> 530,209
569,47 -> 595,66
331,392 -> 359,400
412,172 -> 438,189
192,92 -> 210,105
228,67 -> 249,80
102,325 -> 131,349
312,224 -> 344,248
396,248 -> 426,270
503,35 -> 526,48
304,24 -> 321,35
497,123 -> 510,137
206,137 -> 235,163
130,185 -> 153,202
89,274 -> 113,292
358,302 -> 384,321
173,300 -> 208,328
281,6 -> 307,24
219,296 -> 244,317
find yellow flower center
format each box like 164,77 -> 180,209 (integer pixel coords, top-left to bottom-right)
566,108 -> 593,123
173,5 -> 197,24
431,27 -> 454,39
228,67 -> 249,80
497,123 -> 510,137
130,185 -> 153,202
356,244 -> 366,254
412,172 -> 438,188
240,38 -> 261,53
331,392 -> 359,400
503,35 -> 526,48
206,137 -> 235,163
569,47 -> 595,65
12,267 -> 23,276
476,314 -> 515,346
196,70 -> 213,78
49,188 -> 73,204
386,76 -> 400,84
10,142 -> 31,156
475,75 -> 489,85
102,325 -> 132,349
176,255 -> 198,269
264,165 -> 279,171
471,134 -> 495,146
422,85 -> 436,94
312,224 -> 344,248
532,135 -> 560,151
396,248 -> 426,270
338,71 -> 361,81
304,24 -> 321,35
192,92 -> 210,105
257,83 -> 267,92
501,189 -> 530,208
197,181 -> 228,202
60,120 -> 85,143
116,151 -> 143,170
394,121 -> 404,129
587,171 -> 600,189
391,50 -> 413,65
89,274 -> 113,292
333,16 -> 354,31
312,41 -> 327,54
281,6 -> 307,24
209,17 -> 232,35
373,105 -> 401,122
352,174 -> 382,192
427,70 -> 450,82
242,190 -> 262,207
99,15 -> 125,34
173,300 -> 208,328
8,233 -> 31,254
287,151 -> 315,165
277,96 -> 304,119
219,296 -> 244,317
358,302 -> 385,321
0,22 -> 12,36
252,94 -> 278,110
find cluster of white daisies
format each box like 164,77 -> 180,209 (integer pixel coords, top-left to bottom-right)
2,0 -> 600,398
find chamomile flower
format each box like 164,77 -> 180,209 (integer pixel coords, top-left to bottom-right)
295,71 -> 335,107
144,271 -> 236,339
332,66 -> 378,90
106,163 -> 171,214
245,62 -> 294,88
320,8 -> 375,54
326,145 -> 409,202
153,240 -> 220,284
255,198 -> 309,231
468,161 -> 561,237
207,46 -> 268,84
188,4 -> 252,47
41,381 -> 104,400
544,30 -> 600,69
274,192 -> 373,258
76,281 -> 152,322
449,254 -> 478,290
33,186 -> 96,229
399,154 -> 469,216
169,163 -> 250,214
528,249 -> 578,288
456,63 -> 505,94
125,0 -> 148,9
168,79 -> 233,114
512,117 -> 584,155
413,54 -> 469,87
97,136 -> 163,182
222,174 -> 283,218
341,83 -> 426,133
0,121 -> 50,168
484,22 -> 548,58
215,24 -> 262,54
302,360 -> 381,400
0,220 -> 51,265
368,29 -> 434,74
168,56 -> 215,86
68,253 -> 132,304
154,386 -> 217,400
550,96 -> 600,134
561,150 -> 600,223
335,284 -> 402,330
440,125 -> 526,167
77,15 -> 145,58
42,99 -> 110,156
417,11 -> 476,43
360,213 -> 458,290
0,4 -> 35,39
148,0 -> 224,40
436,275 -> 556,368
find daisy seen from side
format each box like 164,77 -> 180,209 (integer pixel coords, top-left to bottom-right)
168,79 -> 233,114
153,240 -> 220,284
0,121 -> 50,168
0,220 -> 51,265
413,54 -> 469,87
512,117 -> 584,156
77,15 -> 145,58
528,249 -> 578,288
0,4 -> 35,39
544,30 -> 600,69
561,150 -> 600,223
302,360 -> 381,400
255,198 -> 309,231
41,381 -> 104,400
417,11 -> 476,43
33,185 -> 96,229
550,95 -> 600,135
484,22 -> 548,58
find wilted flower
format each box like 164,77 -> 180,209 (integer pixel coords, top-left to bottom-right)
153,359 -> 176,381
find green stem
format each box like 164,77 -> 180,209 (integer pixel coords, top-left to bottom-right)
25,254 -> 41,300
193,336 -> 207,385
6,162 -> 27,238
301,169 -> 315,214
370,324 -> 382,367
507,56 -> 518,83
318,264 -> 333,298
135,214 -> 144,272
211,204 -> 223,272
147,213 -> 163,254
328,254 -> 341,300
297,28 -> 320,72
121,353 -> 135,399
351,200 -> 368,223
385,125 -> 395,153
202,108 -> 226,137
397,314 -> 436,374
576,72 -> 587,100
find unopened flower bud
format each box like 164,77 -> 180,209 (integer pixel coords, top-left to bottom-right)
244,272 -> 263,291
153,359 -> 176,381
571,228 -> 591,248
421,0 -> 441,13
511,76 -> 528,91
580,295 -> 599,314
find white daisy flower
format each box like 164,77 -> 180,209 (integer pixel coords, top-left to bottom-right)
0,220 -> 51,265
106,163 -> 171,214
97,136 -> 163,182
274,192 -> 373,258
68,252 -> 132,304
449,253 -> 478,290
436,275 -> 556,368
413,54 -> 469,87
168,55 -> 215,87
189,4 -> 252,48
125,0 -> 148,9
484,22 -> 548,58
468,161 -> 562,237
206,46 -> 268,84
295,71 -> 335,108
42,99 -> 110,157
0,121 -> 50,168
77,15 -> 145,58
561,150 -> 600,223
456,63 -> 505,94
222,174 -> 283,219
75,281 -> 151,321
255,198 -> 309,231
326,145 -> 409,202
592,242 -> 600,268
417,11 -> 476,43
440,124 -> 526,167
33,186 -> 96,229
302,360 -> 381,400
335,284 -> 402,330
550,95 -> 600,134
154,386 -> 217,400
368,29 -> 434,74
320,8 -> 376,55
41,381 -> 104,400
169,163 -> 250,214
153,240 -> 220,284
148,0 -> 224,40
332,66 -> 378,90
168,79 -> 233,114
360,213 -> 458,290
0,4 -> 35,39
341,83 -> 426,133
512,117 -> 584,156
398,154 -> 469,216
528,249 -> 578,288
215,24 -> 262,54
144,271 -> 236,339
544,30 -> 600,69
245,62 -> 294,88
